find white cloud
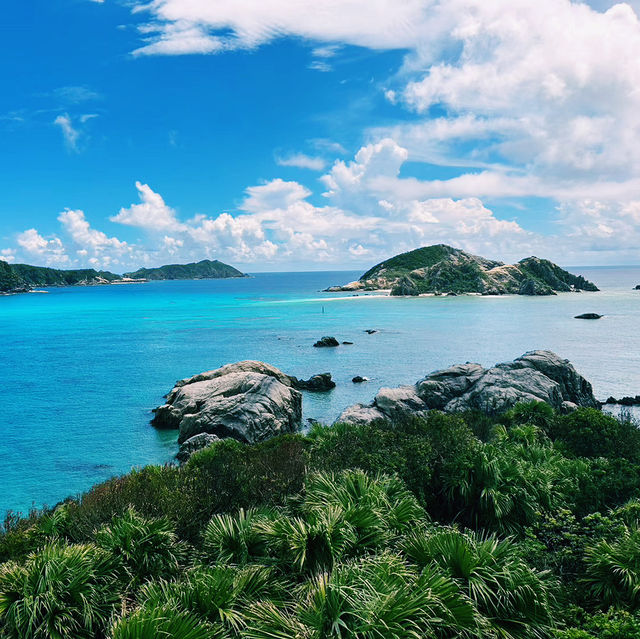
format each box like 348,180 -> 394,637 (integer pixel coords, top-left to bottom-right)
276,153 -> 326,171
127,0 -> 640,200
16,229 -> 69,265
52,86 -> 101,103
58,209 -> 131,267
53,113 -> 98,152
131,0 -> 431,56
1,248 -> 16,263
110,181 -> 184,230
53,114 -> 80,152
243,179 -> 312,213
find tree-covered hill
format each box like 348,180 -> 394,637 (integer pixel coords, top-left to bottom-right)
0,260 -> 120,293
327,244 -> 599,296
124,259 -> 245,280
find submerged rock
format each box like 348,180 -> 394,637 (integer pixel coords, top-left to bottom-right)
313,336 -> 340,347
152,360 -> 302,444
575,313 -> 603,320
337,350 -> 597,424
352,376 -> 368,383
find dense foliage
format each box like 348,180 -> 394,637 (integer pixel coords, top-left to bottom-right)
0,260 -> 119,292
1,404 -> 640,637
123,259 -> 245,280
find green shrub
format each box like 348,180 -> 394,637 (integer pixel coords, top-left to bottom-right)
95,507 -> 186,587
549,408 -> 640,461
403,527 -> 557,638
583,524 -> 640,608
0,543 -> 122,638
109,604 -> 215,639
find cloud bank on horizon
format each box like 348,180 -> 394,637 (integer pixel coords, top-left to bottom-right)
4,0 -> 640,270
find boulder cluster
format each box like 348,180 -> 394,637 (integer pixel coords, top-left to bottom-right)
337,351 -> 597,425
152,351 -> 599,462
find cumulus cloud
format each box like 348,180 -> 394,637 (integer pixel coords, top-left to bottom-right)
58,209 -> 132,267
130,0 -> 430,56
0,249 -> 16,263
126,0 -> 640,201
110,181 -> 183,231
16,229 -> 69,265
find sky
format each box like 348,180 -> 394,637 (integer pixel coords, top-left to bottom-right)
2,0 -> 640,272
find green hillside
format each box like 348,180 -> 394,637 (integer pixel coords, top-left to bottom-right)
124,259 -> 245,280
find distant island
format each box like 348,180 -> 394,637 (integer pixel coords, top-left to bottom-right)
325,244 -> 599,296
0,258 -> 245,295
124,259 -> 246,281
0,260 -> 125,294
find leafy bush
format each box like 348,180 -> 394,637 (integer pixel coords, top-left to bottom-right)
549,408 -> 640,461
0,543 -> 122,638
95,507 -> 186,587
582,524 -> 640,608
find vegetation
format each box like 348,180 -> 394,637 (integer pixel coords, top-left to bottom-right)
351,244 -> 599,296
0,260 -> 120,293
1,404 -> 640,637
123,259 -> 245,280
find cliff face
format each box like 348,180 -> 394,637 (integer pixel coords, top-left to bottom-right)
0,261 -> 119,293
124,259 -> 245,280
326,245 -> 599,296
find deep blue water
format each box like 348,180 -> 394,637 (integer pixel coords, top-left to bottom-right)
1,266 -> 640,516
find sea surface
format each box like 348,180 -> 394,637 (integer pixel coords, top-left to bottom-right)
1,266 -> 639,516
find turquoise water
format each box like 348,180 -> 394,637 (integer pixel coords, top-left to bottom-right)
1,267 -> 640,516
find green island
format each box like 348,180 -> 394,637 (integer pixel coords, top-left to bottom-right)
325,244 -> 599,296
2,401 -> 640,638
124,260 -> 246,281
0,261 -> 121,294
0,258 -> 245,294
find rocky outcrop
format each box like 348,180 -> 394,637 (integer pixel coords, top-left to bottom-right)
324,245 -> 599,296
176,433 -> 221,463
152,361 -> 303,445
575,313 -> 603,320
293,373 -> 336,391
313,336 -> 339,348
605,395 -> 640,406
336,350 -> 598,424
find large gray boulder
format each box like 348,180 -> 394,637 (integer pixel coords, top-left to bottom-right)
153,361 -> 302,444
336,350 -> 597,424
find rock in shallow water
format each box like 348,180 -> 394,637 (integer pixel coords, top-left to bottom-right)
152,360 -> 302,444
313,336 -> 340,347
336,350 -> 598,424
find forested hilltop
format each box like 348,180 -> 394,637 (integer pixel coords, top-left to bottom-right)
326,244 -> 599,296
0,260 -> 120,293
124,259 -> 245,280
2,402 -> 640,638
0,258 -> 245,294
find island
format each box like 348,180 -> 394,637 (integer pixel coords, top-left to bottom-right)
124,259 -> 245,281
325,244 -> 599,296
0,260 -> 124,294
0,258 -> 245,294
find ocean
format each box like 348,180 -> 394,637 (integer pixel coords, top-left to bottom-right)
1,266 -> 639,516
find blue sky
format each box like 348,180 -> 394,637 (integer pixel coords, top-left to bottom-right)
2,0 -> 640,271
